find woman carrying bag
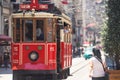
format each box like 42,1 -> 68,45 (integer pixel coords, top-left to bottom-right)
89,47 -> 108,80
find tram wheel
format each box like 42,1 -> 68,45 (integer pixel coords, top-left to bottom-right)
60,71 -> 66,79
66,68 -> 71,76
52,74 -> 57,80
64,70 -> 68,79
45,74 -> 57,80
13,74 -> 24,80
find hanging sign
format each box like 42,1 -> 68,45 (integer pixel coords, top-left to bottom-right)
20,0 -> 48,10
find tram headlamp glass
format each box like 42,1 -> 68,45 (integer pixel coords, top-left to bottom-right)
29,51 -> 39,61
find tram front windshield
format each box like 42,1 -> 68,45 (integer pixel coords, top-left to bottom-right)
13,18 -> 56,43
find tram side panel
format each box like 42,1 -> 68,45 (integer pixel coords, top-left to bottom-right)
68,43 -> 72,67
60,33 -> 72,70
47,43 -> 57,70
11,43 -> 20,70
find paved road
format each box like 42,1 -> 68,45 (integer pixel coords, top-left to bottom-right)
65,57 -> 91,80
0,68 -> 12,80
0,57 -> 90,80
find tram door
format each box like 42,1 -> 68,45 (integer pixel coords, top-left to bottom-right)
56,18 -> 62,73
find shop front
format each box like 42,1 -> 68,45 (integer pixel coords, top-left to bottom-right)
0,34 -> 11,67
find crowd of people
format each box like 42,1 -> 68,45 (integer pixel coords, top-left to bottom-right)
72,46 -> 84,58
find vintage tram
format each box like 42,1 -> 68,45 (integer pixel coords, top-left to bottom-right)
11,0 -> 72,80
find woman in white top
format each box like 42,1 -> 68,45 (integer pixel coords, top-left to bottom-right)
89,47 -> 107,80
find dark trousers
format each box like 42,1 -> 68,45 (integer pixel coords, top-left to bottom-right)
4,60 -> 9,68
92,77 -> 105,80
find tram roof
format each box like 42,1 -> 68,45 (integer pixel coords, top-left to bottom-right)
12,12 -> 71,25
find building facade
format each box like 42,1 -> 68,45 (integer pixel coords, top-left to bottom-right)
0,0 -> 11,36
72,0 -> 83,47
82,0 -> 106,46
0,0 -> 11,66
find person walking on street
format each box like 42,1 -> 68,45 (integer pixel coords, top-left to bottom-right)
89,47 -> 107,80
3,48 -> 10,70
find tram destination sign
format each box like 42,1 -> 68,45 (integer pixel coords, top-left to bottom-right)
20,0 -> 48,10
20,4 -> 48,10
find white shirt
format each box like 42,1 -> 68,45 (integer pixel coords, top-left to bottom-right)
36,28 -> 41,37
90,57 -> 105,77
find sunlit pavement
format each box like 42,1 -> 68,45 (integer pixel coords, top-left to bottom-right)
65,57 -> 91,80
0,68 -> 12,80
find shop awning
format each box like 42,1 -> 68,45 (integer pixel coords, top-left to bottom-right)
0,34 -> 11,41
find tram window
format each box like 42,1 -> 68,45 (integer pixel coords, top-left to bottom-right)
64,24 -> 72,43
64,25 -> 68,43
15,19 -> 20,42
22,20 -> 24,41
53,23 -> 56,42
36,20 -> 44,41
47,19 -> 53,42
24,20 -> 33,41
68,25 -> 72,43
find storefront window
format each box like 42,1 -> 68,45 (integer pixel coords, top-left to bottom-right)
47,19 -> 53,42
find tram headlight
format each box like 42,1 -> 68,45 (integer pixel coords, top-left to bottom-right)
29,51 -> 39,61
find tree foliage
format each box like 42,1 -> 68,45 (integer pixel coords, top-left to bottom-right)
103,0 -> 120,69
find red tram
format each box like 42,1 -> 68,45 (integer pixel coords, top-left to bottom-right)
11,0 -> 72,80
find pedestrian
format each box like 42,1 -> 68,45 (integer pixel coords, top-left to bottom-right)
78,47 -> 81,57
81,47 -> 84,56
89,47 -> 107,80
3,48 -> 10,70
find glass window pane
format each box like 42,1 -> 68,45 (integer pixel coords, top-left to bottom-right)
47,19 -> 53,42
16,19 -> 20,42
24,20 -> 33,41
36,20 -> 44,41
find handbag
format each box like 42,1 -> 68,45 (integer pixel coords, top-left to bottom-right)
95,56 -> 109,80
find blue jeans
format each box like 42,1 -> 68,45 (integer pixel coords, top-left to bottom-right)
92,77 -> 105,80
